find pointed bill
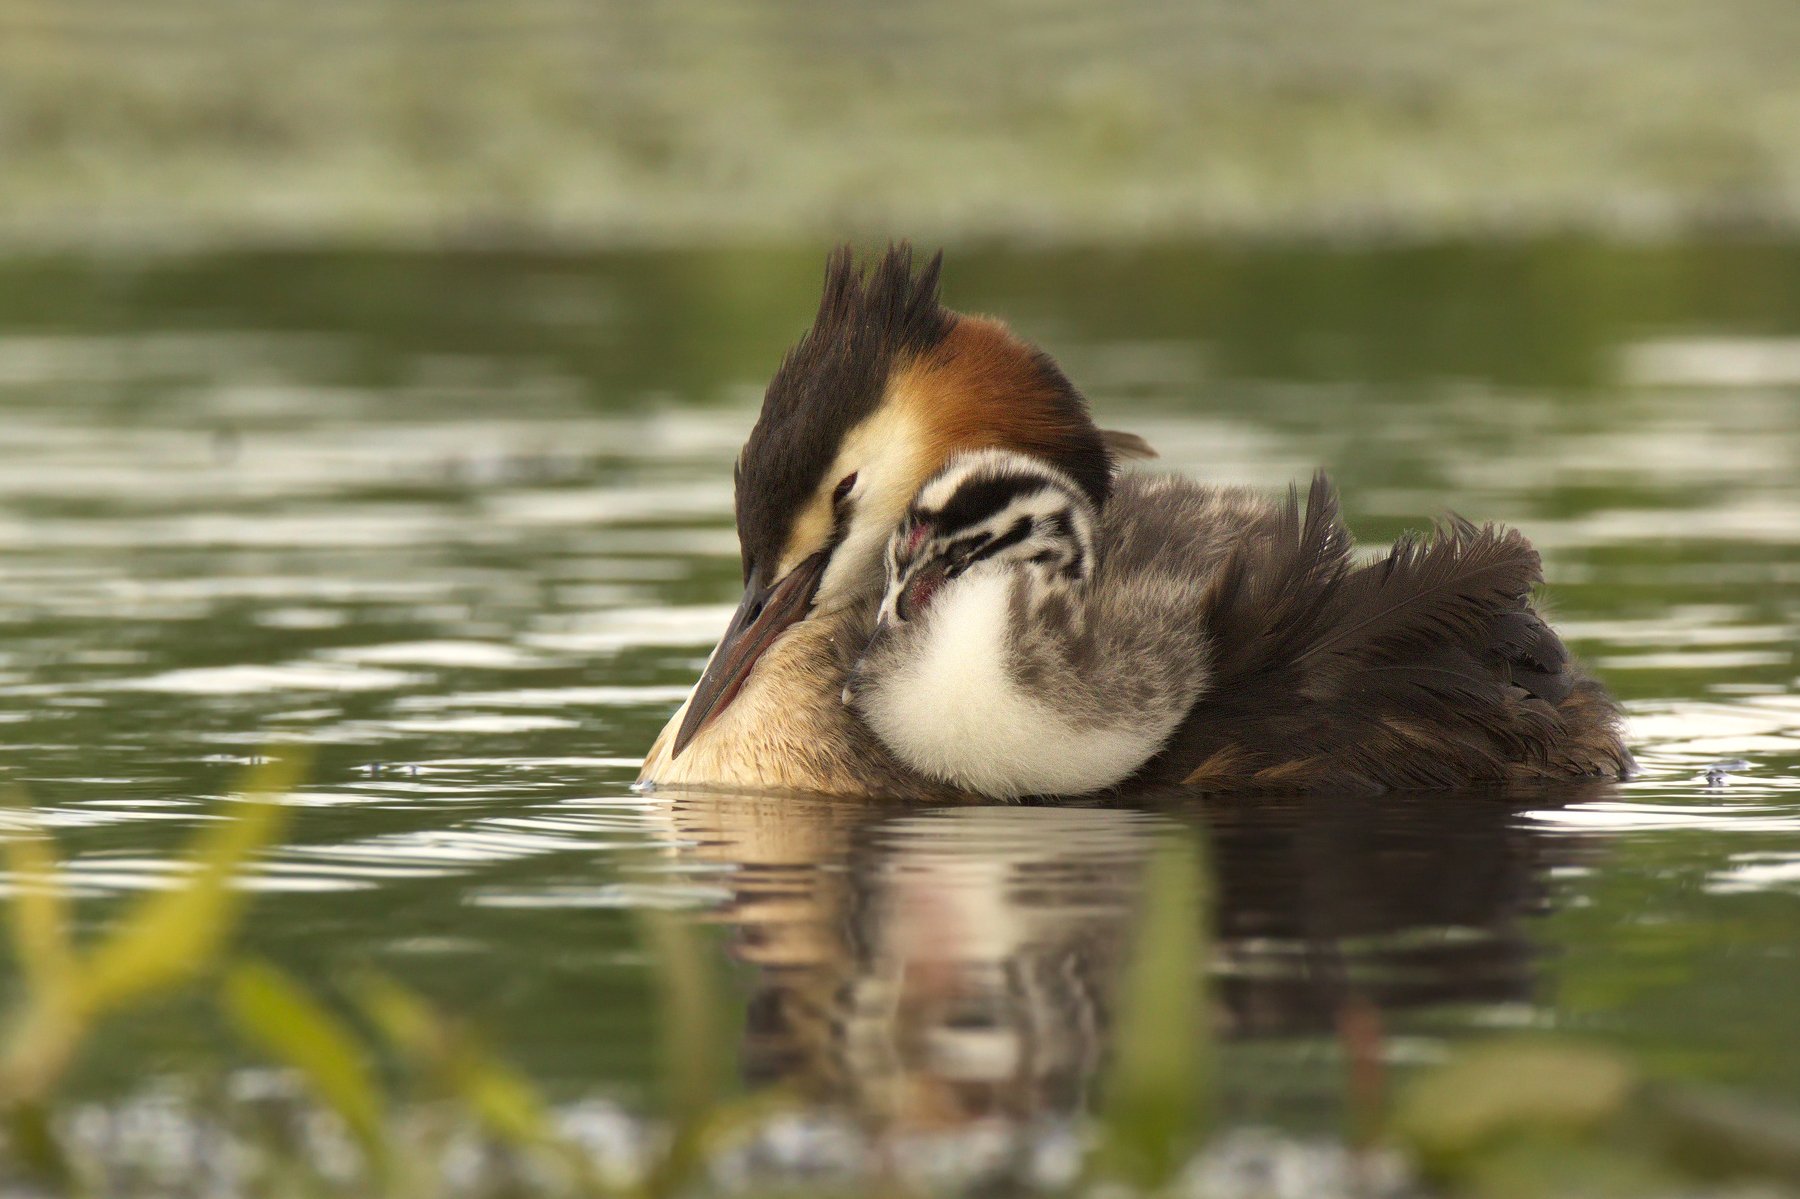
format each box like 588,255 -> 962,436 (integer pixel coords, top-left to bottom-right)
671,552 -> 828,758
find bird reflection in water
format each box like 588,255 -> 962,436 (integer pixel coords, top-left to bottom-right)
661,785 -> 1613,1140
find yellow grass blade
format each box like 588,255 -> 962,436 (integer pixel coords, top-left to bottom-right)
81,752 -> 303,1014
1,790 -> 75,1000
1090,830 -> 1213,1189
225,961 -> 390,1178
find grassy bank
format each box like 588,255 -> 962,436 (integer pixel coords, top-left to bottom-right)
3,0 -> 1800,250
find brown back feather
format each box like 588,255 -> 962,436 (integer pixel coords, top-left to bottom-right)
1134,475 -> 1630,793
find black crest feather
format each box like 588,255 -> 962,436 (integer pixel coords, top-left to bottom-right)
736,244 -> 953,583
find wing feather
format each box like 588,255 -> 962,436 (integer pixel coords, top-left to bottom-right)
1136,475 -> 1629,792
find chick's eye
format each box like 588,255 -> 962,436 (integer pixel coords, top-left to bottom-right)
832,472 -> 857,506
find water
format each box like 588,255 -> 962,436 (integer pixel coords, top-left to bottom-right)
0,243 -> 1797,1181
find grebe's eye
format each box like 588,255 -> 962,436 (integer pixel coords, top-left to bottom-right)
832,472 -> 858,506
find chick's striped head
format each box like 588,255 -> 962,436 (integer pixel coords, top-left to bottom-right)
880,449 -> 1097,627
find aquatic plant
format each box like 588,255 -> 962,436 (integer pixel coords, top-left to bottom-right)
1393,1038 -> 1800,1198
0,756 -> 765,1199
1,753 -> 304,1183
1090,832 -> 1212,1190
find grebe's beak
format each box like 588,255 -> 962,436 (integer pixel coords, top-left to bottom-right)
671,551 -> 828,758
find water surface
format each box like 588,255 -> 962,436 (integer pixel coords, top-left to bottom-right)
0,242 -> 1796,1183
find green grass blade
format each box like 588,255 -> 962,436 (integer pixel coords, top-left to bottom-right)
359,973 -> 560,1138
359,972 -> 557,1147
3,1099 -> 75,1188
456,1057 -> 555,1148
0,793 -> 75,1001
1392,1039 -> 1636,1180
81,752 -> 302,1013
640,910 -> 727,1127
638,909 -> 735,1199
353,973 -> 441,1066
0,798 -> 83,1104
354,973 -> 599,1190
224,961 -> 390,1180
1,754 -> 303,1104
1090,829 -> 1213,1190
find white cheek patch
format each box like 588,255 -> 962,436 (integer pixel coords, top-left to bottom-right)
857,572 -> 1171,799
806,405 -> 933,613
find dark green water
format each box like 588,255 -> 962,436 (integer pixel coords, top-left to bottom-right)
0,242 -> 1796,1177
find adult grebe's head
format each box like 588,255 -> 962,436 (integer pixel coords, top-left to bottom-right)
673,245 -> 1124,758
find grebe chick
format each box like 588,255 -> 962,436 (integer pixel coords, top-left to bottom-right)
847,450 -> 1207,799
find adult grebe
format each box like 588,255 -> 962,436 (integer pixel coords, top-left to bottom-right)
638,246 -> 1630,798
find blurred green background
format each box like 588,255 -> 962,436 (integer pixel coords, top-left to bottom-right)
4,0 -> 1800,249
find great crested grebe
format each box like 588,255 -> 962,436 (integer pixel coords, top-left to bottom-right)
637,245 -> 1631,799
